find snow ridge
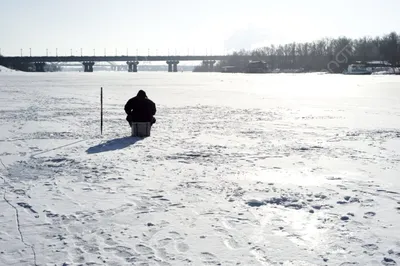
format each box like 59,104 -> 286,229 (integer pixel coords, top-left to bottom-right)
0,159 -> 38,266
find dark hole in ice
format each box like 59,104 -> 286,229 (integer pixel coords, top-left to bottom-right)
341,216 -> 350,221
247,200 -> 265,207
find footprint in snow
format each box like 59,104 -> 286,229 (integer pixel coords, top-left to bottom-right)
17,202 -> 38,217
136,244 -> 154,255
382,257 -> 397,266
362,244 -> 379,251
388,249 -> 400,257
223,237 -> 241,250
13,189 -> 26,195
363,212 -> 376,218
103,236 -> 119,246
250,247 -> 271,264
82,245 -> 100,254
158,237 -> 173,247
104,246 -> 136,258
200,252 -> 218,261
151,230 -> 189,254
43,210 -> 59,218
175,242 -> 189,253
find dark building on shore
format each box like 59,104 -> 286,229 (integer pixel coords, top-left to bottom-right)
221,60 -> 269,73
245,60 -> 269,73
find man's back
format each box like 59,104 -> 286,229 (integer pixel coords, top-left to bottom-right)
125,95 -> 156,123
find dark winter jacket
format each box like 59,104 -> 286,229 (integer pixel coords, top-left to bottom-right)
124,94 -> 156,123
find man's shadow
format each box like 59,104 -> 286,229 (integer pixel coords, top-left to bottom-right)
86,136 -> 144,154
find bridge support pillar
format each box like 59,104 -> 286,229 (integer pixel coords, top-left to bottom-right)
166,60 -> 173,72
83,62 -> 94,72
127,61 -> 139,72
34,62 -> 46,72
173,61 -> 179,72
167,60 -> 179,72
203,60 -> 216,72
209,60 -> 216,71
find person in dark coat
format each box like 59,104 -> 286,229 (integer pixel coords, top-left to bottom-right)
124,90 -> 156,127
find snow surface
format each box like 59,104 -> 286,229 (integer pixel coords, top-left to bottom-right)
0,71 -> 400,266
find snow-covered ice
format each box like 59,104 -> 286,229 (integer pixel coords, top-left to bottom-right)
0,71 -> 400,265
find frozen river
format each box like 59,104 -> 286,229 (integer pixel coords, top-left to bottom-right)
0,71 -> 400,265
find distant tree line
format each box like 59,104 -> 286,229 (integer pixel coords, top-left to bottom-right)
194,32 -> 400,73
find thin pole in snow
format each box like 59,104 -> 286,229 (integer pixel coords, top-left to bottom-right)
100,87 -> 103,135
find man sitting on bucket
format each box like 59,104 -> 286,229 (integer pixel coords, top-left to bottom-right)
124,90 -> 156,127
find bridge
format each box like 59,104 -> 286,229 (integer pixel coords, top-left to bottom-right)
1,54 -> 399,73
0,55 -> 238,72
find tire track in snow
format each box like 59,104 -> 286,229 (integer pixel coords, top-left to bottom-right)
0,158 -> 38,266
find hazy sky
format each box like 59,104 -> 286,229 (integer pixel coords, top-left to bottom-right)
1,0 -> 399,56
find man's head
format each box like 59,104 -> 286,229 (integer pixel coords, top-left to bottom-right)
137,90 -> 147,99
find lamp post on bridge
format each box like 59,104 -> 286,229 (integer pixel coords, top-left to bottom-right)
46,48 -> 48,57
80,48 -> 82,57
30,48 -> 31,57
20,49 -> 22,57
56,48 -> 58,57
